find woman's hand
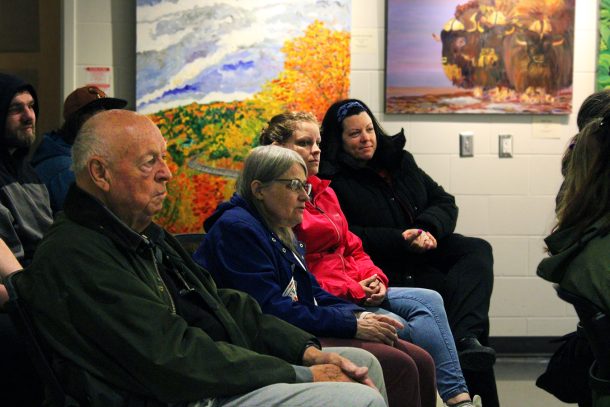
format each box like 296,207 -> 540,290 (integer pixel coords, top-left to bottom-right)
355,314 -> 402,345
359,274 -> 381,299
364,282 -> 386,306
402,229 -> 437,253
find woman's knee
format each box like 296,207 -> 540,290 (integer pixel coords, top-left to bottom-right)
465,236 -> 493,262
411,287 -> 444,306
389,287 -> 445,311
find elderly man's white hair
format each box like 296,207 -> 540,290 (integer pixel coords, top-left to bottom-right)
70,110 -> 118,174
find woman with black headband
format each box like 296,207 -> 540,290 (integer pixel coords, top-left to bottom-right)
319,99 -> 498,407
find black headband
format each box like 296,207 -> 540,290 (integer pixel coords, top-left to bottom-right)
336,101 -> 365,123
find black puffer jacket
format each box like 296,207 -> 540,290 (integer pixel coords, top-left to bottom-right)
319,129 -> 457,265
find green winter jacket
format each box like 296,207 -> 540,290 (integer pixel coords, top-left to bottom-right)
14,186 -> 316,406
537,219 -> 610,314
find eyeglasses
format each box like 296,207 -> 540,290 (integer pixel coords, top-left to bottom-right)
273,179 -> 312,195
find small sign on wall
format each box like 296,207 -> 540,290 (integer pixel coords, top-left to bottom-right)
81,66 -> 113,96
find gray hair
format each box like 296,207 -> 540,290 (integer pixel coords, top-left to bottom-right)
237,145 -> 307,249
71,118 -> 111,174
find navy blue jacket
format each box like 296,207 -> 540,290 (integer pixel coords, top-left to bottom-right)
194,193 -> 362,338
31,130 -> 74,213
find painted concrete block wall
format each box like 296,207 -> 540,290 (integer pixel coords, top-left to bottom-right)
69,0 -> 598,336
64,0 -> 136,109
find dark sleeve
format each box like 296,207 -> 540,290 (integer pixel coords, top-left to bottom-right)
410,164 -> 458,239
217,287 -> 318,364
197,219 -> 359,338
329,178 -> 411,261
348,223 -> 411,260
45,169 -> 75,213
308,271 -> 365,313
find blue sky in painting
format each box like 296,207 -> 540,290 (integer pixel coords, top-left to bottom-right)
386,0 -> 455,88
136,0 -> 350,114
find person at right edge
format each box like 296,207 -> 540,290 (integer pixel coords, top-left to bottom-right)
537,93 -> 610,407
319,99 -> 499,407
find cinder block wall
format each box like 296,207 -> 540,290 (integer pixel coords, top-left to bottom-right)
66,0 -> 597,336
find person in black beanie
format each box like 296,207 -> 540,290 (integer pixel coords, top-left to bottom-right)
0,72 -> 50,406
0,73 -> 53,265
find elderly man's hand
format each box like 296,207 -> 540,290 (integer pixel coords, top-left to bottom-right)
303,346 -> 377,390
355,314 -> 403,345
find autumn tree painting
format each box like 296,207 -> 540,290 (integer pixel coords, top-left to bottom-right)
137,1 -> 351,233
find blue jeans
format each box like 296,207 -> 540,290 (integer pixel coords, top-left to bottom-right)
367,287 -> 468,401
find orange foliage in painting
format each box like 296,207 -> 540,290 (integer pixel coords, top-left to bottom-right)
150,20 -> 350,233
261,20 -> 351,121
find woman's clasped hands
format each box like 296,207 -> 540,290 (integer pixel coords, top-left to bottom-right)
359,274 -> 386,306
402,229 -> 437,253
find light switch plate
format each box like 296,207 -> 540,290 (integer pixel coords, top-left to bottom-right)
459,132 -> 474,157
499,134 -> 513,158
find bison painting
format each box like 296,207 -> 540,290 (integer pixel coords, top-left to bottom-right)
386,0 -> 575,114
441,0 -> 574,94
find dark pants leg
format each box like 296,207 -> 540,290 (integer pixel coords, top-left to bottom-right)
0,313 -> 44,406
463,367 -> 500,407
411,234 -> 494,342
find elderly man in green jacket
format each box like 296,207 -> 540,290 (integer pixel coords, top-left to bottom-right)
12,110 -> 387,407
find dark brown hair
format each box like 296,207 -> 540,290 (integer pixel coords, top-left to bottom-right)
555,111 -> 610,235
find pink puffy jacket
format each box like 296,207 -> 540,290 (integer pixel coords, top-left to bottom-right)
294,175 -> 389,303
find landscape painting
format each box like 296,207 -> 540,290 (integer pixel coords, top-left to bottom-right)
137,0 -> 351,232
385,0 -> 575,114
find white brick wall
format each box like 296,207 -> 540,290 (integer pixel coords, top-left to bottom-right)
67,0 -> 597,336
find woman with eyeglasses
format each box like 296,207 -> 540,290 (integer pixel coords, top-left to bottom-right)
260,112 -> 480,407
194,145 -> 437,407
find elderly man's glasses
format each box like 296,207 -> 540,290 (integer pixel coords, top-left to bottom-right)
273,179 -> 312,195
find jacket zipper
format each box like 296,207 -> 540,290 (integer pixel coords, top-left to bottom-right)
148,247 -> 176,314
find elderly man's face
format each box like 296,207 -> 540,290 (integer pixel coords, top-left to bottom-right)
4,91 -> 36,149
105,120 -> 172,232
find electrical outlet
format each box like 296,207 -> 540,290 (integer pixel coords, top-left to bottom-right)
499,134 -> 513,158
459,132 -> 474,157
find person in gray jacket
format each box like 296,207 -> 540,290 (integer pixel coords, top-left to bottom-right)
0,72 -> 51,407
0,73 -> 52,265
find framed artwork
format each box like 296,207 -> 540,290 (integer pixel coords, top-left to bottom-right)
136,0 -> 351,232
597,0 -> 610,90
385,0 -> 575,114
